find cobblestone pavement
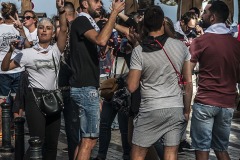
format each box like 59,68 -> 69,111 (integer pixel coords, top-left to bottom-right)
0,112 -> 240,160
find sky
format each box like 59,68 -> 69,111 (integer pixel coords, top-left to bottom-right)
0,0 -> 238,24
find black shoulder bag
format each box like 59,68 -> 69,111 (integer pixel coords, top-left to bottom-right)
31,54 -> 64,117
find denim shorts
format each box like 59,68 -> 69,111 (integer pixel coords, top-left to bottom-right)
0,73 -> 21,98
190,103 -> 234,151
70,87 -> 100,138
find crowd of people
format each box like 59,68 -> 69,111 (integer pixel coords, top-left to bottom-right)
0,0 -> 239,160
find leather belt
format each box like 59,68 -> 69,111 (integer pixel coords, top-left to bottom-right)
28,88 -> 51,93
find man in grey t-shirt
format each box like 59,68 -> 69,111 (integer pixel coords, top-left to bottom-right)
127,6 -> 192,160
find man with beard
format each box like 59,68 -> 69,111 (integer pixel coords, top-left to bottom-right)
69,0 -> 125,160
189,1 -> 240,160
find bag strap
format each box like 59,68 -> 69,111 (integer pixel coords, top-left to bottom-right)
120,60 -> 126,76
113,56 -> 126,78
111,46 -> 121,78
29,84 -> 44,115
113,56 -> 118,78
155,40 -> 182,79
30,86 -> 38,100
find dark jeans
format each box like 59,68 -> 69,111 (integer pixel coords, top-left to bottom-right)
24,89 -> 61,160
97,101 -> 130,160
62,90 -> 80,160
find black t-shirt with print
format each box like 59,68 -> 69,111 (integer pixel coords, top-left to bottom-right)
69,16 -> 100,88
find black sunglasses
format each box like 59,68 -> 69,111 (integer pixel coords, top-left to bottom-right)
23,16 -> 34,20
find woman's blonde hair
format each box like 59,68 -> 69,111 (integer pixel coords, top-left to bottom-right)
38,17 -> 55,32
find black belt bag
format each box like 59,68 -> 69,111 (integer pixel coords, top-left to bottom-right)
31,88 -> 64,117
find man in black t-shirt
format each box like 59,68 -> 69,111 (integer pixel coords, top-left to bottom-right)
69,0 -> 125,159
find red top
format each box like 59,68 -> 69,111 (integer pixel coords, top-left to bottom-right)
190,33 -> 240,108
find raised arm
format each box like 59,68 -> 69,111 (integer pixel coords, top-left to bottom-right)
84,0 -> 125,46
56,0 -> 68,53
1,42 -> 20,71
115,23 -> 129,36
118,12 -> 129,22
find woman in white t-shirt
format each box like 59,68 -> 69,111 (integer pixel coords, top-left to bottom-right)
23,10 -> 39,46
1,0 -> 67,159
0,2 -> 31,140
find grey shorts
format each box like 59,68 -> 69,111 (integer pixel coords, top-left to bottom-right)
132,107 -> 187,148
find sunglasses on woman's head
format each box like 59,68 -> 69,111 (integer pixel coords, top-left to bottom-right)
23,16 -> 34,20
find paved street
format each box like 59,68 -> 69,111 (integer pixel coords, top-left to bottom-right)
0,111 -> 240,160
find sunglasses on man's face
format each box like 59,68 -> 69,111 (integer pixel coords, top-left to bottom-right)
23,16 -> 34,20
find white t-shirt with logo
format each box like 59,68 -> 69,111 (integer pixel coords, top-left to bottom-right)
0,24 -> 25,73
13,43 -> 61,90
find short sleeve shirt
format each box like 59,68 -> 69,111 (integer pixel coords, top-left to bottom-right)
130,38 -> 191,112
190,33 -> 240,108
13,43 -> 61,90
70,16 -> 100,87
0,24 -> 25,73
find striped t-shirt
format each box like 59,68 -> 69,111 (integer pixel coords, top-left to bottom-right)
130,38 -> 191,112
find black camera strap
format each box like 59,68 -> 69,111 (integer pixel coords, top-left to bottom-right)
113,56 -> 118,78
